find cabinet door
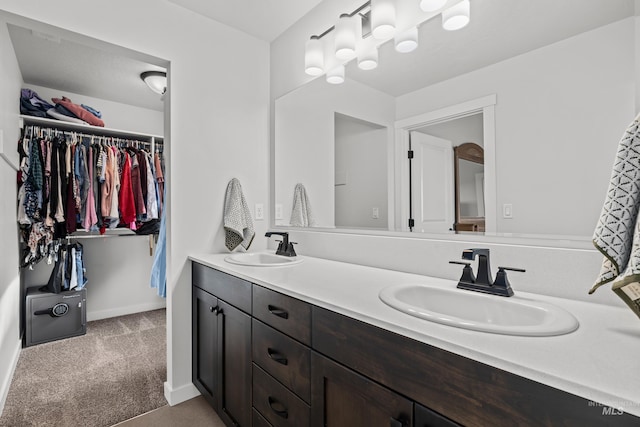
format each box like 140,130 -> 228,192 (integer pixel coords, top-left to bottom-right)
217,299 -> 252,427
192,287 -> 219,408
311,352 -> 413,427
415,403 -> 461,427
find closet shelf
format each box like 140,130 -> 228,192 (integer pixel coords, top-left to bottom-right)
19,115 -> 163,141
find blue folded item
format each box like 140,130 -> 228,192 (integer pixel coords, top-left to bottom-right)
81,104 -> 102,119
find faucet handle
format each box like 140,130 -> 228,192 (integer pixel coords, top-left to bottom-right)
449,261 -> 475,284
492,266 -> 525,297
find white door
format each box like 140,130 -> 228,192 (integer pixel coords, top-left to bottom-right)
410,132 -> 454,233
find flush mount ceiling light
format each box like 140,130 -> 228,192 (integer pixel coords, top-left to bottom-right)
140,71 -> 167,95
442,0 -> 470,31
304,0 -> 471,83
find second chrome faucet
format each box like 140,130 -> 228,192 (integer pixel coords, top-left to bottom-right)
450,248 -> 525,297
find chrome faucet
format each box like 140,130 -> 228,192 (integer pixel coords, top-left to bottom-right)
449,248 -> 525,297
264,232 -> 297,257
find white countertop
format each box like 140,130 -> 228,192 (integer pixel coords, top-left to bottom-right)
189,252 -> 640,417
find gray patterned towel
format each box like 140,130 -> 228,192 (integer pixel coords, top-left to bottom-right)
290,183 -> 316,227
591,116 -> 640,318
224,178 -> 255,251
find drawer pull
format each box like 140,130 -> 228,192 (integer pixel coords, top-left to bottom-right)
267,305 -> 289,319
390,417 -> 406,427
209,306 -> 219,314
267,396 -> 289,419
267,348 -> 288,365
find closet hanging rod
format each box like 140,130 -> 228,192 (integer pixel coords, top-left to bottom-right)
65,233 -> 146,240
19,115 -> 164,141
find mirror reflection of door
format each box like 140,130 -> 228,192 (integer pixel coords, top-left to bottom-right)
410,113 -> 484,233
409,131 -> 454,233
454,143 -> 485,232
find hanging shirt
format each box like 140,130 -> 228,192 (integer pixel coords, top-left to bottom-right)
119,153 -> 136,226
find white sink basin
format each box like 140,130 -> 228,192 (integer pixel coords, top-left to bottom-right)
379,284 -> 579,336
224,252 -> 303,267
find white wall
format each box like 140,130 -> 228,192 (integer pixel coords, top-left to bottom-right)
275,76 -> 395,226
397,18 -> 635,237
335,115 -> 388,228
0,0 -> 270,408
0,14 -> 23,415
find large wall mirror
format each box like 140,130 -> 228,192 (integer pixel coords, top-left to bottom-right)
274,0 -> 638,242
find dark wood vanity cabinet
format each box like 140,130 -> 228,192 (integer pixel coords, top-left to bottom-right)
251,285 -> 312,426
310,351 -> 413,427
192,263 -> 252,427
192,262 -> 639,427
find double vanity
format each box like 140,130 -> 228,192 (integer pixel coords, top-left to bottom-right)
190,250 -> 640,426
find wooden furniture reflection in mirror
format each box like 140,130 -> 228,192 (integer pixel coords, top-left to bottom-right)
454,143 -> 485,233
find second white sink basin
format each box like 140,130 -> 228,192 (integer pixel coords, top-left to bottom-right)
379,284 -> 579,336
225,252 -> 303,267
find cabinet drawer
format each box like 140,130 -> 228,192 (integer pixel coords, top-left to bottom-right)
253,364 -> 310,427
415,403 -> 461,427
252,319 -> 311,403
253,408 -> 273,427
192,263 -> 252,313
253,285 -> 311,345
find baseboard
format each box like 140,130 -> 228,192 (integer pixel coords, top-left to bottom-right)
163,381 -> 200,406
87,301 -> 167,322
0,337 -> 21,417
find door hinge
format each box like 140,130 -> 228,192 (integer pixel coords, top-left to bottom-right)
407,150 -> 414,159
408,218 -> 415,228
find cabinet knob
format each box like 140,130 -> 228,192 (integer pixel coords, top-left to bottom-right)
209,306 -> 220,315
267,396 -> 289,419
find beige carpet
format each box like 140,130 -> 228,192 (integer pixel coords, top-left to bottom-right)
0,309 -> 167,427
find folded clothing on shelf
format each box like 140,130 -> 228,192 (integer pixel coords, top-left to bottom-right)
51,96 -> 105,127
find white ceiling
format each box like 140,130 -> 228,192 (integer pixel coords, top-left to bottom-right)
167,0 -> 324,42
6,0 -> 636,113
8,23 -> 166,112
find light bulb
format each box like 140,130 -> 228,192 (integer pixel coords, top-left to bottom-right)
371,0 -> 396,40
326,65 -> 345,84
442,0 -> 470,31
335,13 -> 361,60
305,36 -> 324,76
395,27 -> 418,53
357,44 -> 379,70
420,0 -> 447,12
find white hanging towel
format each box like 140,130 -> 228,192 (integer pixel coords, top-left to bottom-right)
591,114 -> 640,319
224,178 -> 255,251
290,183 -> 316,227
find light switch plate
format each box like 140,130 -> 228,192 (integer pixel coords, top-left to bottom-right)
275,204 -> 283,220
372,207 -> 379,219
503,203 -> 513,219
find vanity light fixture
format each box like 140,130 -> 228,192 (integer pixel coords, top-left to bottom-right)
442,0 -> 470,31
357,44 -> 379,70
326,65 -> 346,84
371,0 -> 396,39
420,0 -> 447,12
305,35 -> 324,75
304,0 -> 471,81
140,71 -> 167,95
335,13 -> 361,60
394,27 -> 419,53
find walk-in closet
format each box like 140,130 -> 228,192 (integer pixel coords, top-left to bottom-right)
6,16 -> 169,323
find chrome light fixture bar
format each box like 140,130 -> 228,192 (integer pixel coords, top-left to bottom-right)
304,0 -> 471,84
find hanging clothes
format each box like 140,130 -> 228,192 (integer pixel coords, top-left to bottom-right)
150,205 -> 167,298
